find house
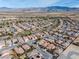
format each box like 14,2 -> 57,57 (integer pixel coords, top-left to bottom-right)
27,49 -> 53,59
28,49 -> 44,59
0,41 -> 5,49
22,44 -> 31,51
23,36 -> 29,42
14,47 -> 24,54
17,37 -> 25,44
1,49 -> 12,59
39,40 -> 56,50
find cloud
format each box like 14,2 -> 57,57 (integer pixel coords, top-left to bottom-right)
1,0 -> 59,4
40,0 -> 60,5
35,0 -> 60,7
71,5 -> 79,7
0,0 -> 79,7
41,0 -> 59,3
54,0 -> 79,7
0,0 -> 60,7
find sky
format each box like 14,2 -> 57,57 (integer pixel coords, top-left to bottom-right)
0,0 -> 79,8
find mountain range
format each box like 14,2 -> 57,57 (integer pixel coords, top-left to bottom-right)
0,6 -> 79,12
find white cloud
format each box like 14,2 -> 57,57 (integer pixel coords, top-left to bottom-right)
72,5 -> 79,7
38,0 -> 60,6
0,0 -> 61,7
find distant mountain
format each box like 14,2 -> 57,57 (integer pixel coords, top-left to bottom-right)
0,6 -> 79,12
0,7 -> 12,10
44,6 -> 79,12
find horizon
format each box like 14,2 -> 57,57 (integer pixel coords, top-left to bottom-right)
0,6 -> 78,9
0,0 -> 79,8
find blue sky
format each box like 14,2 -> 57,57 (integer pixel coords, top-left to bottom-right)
0,0 -> 79,8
